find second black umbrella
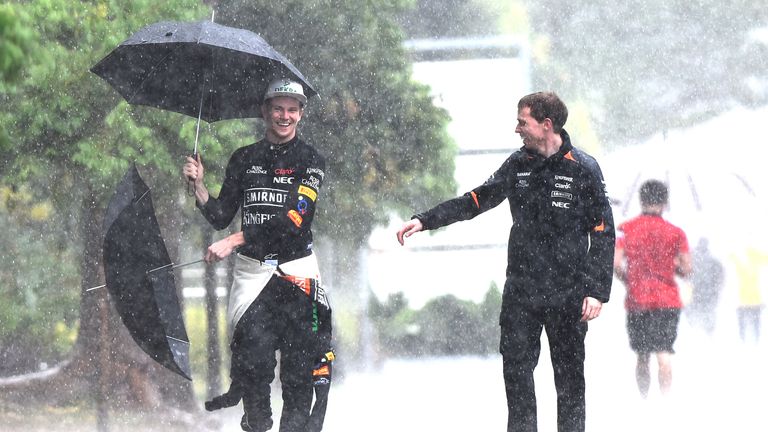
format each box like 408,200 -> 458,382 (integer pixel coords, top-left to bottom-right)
103,164 -> 192,380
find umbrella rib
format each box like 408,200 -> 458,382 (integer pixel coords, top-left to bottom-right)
166,335 -> 190,344
733,173 -> 757,197
135,188 -> 150,204
127,45 -> 185,104
687,173 -> 702,212
147,258 -> 205,274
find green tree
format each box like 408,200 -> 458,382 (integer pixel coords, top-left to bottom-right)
0,4 -> 33,86
0,4 -> 35,148
523,0 -> 768,149
368,292 -> 420,357
0,0 -> 249,419
216,0 -> 457,359
0,186 -> 79,375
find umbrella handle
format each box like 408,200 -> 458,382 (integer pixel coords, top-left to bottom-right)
186,151 -> 199,197
187,173 -> 196,197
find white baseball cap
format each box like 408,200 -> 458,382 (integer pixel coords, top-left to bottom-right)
263,78 -> 307,105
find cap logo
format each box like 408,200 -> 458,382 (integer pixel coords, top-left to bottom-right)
264,78 -> 307,105
274,84 -> 296,93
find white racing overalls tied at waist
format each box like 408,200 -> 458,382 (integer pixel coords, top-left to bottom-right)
206,252 -> 333,432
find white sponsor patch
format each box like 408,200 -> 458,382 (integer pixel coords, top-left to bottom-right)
551,190 -> 573,200
246,165 -> 268,174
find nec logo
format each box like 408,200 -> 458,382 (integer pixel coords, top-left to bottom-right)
552,201 -> 570,209
274,177 -> 294,184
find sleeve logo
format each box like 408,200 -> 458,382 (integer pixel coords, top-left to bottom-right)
298,185 -> 317,202
288,209 -> 304,227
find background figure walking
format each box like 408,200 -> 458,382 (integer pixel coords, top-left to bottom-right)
686,238 -> 724,336
731,246 -> 768,344
613,179 -> 692,397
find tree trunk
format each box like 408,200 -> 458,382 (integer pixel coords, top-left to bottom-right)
203,226 -> 222,400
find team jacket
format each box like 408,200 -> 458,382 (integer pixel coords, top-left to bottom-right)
415,130 -> 615,306
198,136 -> 325,263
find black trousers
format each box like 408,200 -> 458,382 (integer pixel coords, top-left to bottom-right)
500,301 -> 587,432
231,276 -> 328,432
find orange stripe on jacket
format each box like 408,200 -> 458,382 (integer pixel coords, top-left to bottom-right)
593,219 -> 605,232
564,151 -> 577,161
470,191 -> 480,208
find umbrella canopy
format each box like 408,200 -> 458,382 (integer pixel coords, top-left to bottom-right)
602,109 -> 766,251
103,164 -> 192,380
90,20 -> 317,122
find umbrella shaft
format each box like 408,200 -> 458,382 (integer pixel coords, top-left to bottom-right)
193,84 -> 206,156
147,258 -> 205,274
85,260 -> 205,292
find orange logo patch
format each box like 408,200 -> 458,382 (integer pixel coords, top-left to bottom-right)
288,209 -> 303,227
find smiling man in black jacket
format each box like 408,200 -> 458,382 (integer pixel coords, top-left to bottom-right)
397,92 -> 615,432
183,78 -> 331,432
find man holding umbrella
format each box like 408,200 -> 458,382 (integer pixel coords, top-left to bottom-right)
183,78 -> 331,432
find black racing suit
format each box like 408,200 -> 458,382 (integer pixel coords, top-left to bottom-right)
198,136 -> 331,432
198,135 -> 325,263
415,130 -> 614,432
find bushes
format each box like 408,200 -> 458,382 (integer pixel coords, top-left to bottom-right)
369,283 -> 501,358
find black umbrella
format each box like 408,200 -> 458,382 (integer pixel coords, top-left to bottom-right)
103,164 -> 192,380
90,20 -> 317,154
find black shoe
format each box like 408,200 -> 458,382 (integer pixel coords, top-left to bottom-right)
205,388 -> 243,411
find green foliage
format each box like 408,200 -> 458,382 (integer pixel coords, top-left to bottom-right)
0,0 -> 459,379
218,0 -> 458,241
2,0 -> 235,190
0,4 -> 35,87
369,283 -> 501,357
523,0 -> 768,149
0,186 -> 79,375
0,0 -> 253,375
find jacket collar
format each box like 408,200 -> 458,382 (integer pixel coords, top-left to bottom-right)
521,129 -> 574,162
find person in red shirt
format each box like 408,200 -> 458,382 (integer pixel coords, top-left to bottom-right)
613,179 -> 692,397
